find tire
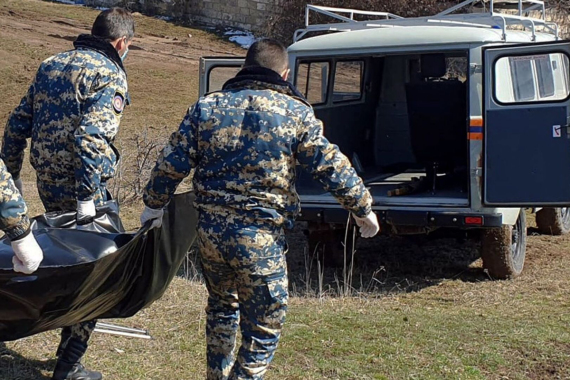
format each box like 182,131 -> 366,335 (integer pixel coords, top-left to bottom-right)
480,211 -> 527,279
536,207 -> 570,236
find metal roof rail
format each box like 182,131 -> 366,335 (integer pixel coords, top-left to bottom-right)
293,5 -> 404,42
293,0 -> 558,42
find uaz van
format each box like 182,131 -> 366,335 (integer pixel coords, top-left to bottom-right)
198,0 -> 570,279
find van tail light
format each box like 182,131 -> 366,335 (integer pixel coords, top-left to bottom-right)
465,216 -> 484,226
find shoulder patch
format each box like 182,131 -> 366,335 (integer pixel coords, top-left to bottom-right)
112,91 -> 125,115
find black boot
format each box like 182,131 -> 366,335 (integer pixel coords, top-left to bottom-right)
52,362 -> 102,380
52,326 -> 102,380
55,326 -> 72,357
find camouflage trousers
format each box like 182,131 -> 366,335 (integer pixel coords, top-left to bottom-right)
38,180 -> 108,364
198,218 -> 289,380
37,180 -> 108,213
55,320 -> 97,363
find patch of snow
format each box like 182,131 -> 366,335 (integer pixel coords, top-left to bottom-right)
224,29 -> 256,49
51,0 -> 79,4
48,1 -> 105,9
155,15 -> 173,21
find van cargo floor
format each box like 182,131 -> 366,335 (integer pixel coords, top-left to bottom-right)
299,171 -> 469,207
366,172 -> 469,207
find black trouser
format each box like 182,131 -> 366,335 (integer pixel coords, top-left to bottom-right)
55,321 -> 97,363
39,181 -> 110,365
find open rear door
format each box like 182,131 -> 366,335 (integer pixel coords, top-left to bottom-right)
198,57 -> 245,97
483,41 -> 570,207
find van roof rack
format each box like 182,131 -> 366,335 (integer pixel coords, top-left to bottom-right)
293,0 -> 558,42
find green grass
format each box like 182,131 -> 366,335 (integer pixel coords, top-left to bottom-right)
6,272 -> 569,379
271,290 -> 570,379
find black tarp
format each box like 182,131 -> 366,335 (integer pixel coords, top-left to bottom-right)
0,192 -> 197,342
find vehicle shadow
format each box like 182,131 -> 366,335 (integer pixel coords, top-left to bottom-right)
284,224 -> 489,296
0,342 -> 54,380
177,224 -> 490,295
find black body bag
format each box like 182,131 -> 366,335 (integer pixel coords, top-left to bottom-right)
0,192 -> 197,341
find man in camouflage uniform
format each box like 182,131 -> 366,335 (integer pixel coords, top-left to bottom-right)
1,8 -> 134,380
0,158 -> 43,274
141,39 -> 380,379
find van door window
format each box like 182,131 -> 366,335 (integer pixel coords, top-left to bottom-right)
333,61 -> 363,103
509,57 -> 535,101
495,53 -> 570,103
296,61 -> 329,104
535,55 -> 555,98
208,66 -> 242,93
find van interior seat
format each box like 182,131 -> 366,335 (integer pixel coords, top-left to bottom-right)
405,53 -> 467,189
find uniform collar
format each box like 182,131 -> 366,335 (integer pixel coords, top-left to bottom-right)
222,66 -> 308,104
73,34 -> 126,74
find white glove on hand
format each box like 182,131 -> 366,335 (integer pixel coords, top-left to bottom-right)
14,178 -> 23,196
77,200 -> 96,222
353,212 -> 380,238
11,233 -> 43,274
140,206 -> 164,229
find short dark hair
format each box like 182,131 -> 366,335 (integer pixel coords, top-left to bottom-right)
91,7 -> 135,41
244,38 -> 288,73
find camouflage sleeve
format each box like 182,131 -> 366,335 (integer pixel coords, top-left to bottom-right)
143,105 -> 200,209
1,81 -> 35,180
0,159 -> 30,240
74,74 -> 125,201
296,110 -> 372,217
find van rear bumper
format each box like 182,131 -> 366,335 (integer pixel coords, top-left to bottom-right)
298,205 -> 503,229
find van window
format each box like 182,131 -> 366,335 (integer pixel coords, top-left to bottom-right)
208,66 -> 242,93
495,53 -> 570,103
333,61 -> 363,102
445,57 -> 468,81
296,61 -> 329,104
510,57 -> 535,101
535,55 -> 555,98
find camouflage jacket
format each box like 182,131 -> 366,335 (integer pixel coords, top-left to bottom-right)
1,34 -> 128,201
0,159 -> 30,240
144,67 -> 372,228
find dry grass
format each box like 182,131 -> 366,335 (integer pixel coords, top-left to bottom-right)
1,1 -> 570,379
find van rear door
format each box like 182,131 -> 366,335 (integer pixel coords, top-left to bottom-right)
483,41 -> 570,207
198,57 -> 245,97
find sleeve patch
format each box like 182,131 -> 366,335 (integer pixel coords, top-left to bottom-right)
112,92 -> 125,115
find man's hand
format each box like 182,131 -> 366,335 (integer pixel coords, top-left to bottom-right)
353,212 -> 380,238
140,206 -> 164,229
14,178 -> 23,195
11,233 -> 43,274
77,199 -> 96,222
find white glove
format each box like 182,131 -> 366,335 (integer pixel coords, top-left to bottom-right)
77,199 -> 96,222
353,212 -> 380,238
11,233 -> 43,274
14,178 -> 23,196
140,206 -> 164,229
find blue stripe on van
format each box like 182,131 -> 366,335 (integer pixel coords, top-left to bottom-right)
469,126 -> 483,133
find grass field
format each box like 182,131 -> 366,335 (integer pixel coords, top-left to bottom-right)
1,1 -> 570,379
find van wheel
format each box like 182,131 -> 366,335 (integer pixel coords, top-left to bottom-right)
536,207 -> 570,235
480,211 -> 526,279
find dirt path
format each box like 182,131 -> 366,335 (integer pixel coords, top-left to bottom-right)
0,0 -> 244,222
